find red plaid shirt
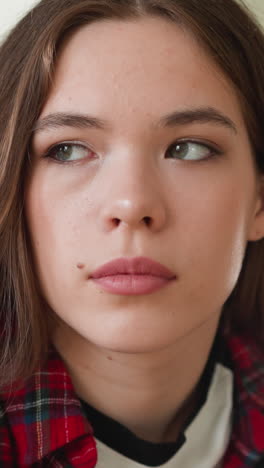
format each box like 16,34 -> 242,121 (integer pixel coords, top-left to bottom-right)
0,331 -> 263,467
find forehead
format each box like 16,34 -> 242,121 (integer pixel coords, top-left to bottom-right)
41,16 -> 245,131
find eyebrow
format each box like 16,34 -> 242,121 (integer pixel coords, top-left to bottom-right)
32,106 -> 237,135
159,106 -> 237,133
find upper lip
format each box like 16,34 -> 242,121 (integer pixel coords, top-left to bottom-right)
89,257 -> 176,279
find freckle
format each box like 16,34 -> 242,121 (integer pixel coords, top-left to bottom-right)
77,263 -> 85,269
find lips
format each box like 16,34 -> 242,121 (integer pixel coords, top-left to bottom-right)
89,256 -> 175,279
89,257 -> 176,295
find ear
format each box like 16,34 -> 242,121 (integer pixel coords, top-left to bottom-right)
247,175 -> 264,241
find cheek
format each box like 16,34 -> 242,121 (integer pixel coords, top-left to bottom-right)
180,179 -> 253,302
25,171 -> 86,287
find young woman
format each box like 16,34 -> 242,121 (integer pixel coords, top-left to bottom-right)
0,0 -> 263,466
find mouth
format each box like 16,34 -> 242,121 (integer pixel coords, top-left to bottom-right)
89,256 -> 176,296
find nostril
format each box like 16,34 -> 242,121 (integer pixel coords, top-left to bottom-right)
144,216 -> 152,226
111,217 -> 152,227
113,218 -> 121,227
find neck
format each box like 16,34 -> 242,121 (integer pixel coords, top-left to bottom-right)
53,316 -> 220,443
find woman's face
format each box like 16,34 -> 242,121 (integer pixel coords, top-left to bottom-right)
26,17 -> 264,352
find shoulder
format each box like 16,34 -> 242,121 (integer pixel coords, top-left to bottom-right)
0,349 -> 93,466
0,398 -> 14,466
222,330 -> 264,409
223,331 -> 264,382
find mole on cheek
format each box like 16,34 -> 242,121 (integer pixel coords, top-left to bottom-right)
77,263 -> 85,269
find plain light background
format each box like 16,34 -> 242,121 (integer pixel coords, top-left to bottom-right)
0,0 -> 264,41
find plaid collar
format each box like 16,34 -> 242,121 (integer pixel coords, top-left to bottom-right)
1,330 -> 264,467
2,351 -> 97,466
222,331 -> 264,467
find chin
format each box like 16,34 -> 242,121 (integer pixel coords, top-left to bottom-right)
83,327 -> 183,354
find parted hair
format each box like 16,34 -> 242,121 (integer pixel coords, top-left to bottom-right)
0,0 -> 264,388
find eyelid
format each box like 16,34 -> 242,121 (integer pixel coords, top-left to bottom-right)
165,137 -> 224,163
173,137 -> 222,153
42,140 -> 93,157
39,140 -> 97,166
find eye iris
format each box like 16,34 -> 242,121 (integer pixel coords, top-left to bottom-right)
57,145 -> 73,160
175,143 -> 188,158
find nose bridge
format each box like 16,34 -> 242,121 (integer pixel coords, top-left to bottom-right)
114,148 -> 153,193
94,147 -> 167,232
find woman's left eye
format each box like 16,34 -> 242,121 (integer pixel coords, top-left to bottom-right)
165,141 -> 220,161
43,143 -> 92,162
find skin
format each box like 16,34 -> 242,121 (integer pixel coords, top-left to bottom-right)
26,17 -> 264,443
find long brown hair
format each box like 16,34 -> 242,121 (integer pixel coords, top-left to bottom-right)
0,0 -> 263,388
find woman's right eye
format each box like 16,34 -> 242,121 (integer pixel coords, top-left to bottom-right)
43,142 -> 93,163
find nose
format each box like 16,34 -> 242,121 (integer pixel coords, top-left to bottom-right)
95,151 -> 168,234
101,197 -> 166,232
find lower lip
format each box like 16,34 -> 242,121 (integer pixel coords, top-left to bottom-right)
91,274 -> 174,295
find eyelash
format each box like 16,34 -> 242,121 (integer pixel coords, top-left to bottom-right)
41,139 -> 223,165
